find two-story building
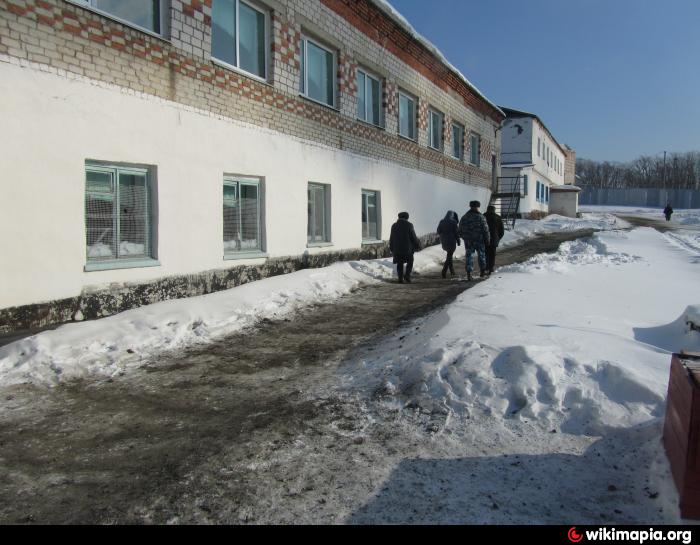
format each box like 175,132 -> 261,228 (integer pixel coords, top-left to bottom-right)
0,0 -> 504,332
499,106 -> 569,217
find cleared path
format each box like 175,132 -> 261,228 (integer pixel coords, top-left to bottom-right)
0,229 -> 595,524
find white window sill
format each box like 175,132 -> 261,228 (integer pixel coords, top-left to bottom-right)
306,242 -> 333,248
428,145 -> 444,153
85,258 -> 161,272
224,251 -> 268,261
356,118 -> 385,131
65,1 -> 170,43
362,239 -> 384,246
211,58 -> 271,87
398,133 -> 418,144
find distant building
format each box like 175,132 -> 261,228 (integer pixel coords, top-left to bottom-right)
499,107 -> 570,217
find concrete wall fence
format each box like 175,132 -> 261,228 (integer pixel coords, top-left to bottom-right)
580,187 -> 700,209
0,0 -> 503,333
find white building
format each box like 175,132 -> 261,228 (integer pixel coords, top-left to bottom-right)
499,107 -> 568,217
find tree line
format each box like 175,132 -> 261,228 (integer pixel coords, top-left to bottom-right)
576,151 -> 700,190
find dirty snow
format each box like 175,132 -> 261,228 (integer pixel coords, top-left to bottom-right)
341,226 -> 699,522
0,214 -> 622,388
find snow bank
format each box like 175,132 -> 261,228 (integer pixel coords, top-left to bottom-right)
351,228 -> 699,438
0,213 -> 634,388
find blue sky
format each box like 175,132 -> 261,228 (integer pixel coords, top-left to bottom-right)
387,0 -> 700,162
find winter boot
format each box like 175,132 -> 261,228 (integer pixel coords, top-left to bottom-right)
480,269 -> 486,278
404,275 -> 412,284
467,272 -> 473,281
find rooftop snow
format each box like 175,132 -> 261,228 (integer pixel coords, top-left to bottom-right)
369,0 -> 504,119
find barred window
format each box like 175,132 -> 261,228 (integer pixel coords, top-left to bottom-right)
308,183 -> 330,244
223,176 -> 263,255
71,0 -> 165,35
361,190 -> 380,241
85,164 -> 154,265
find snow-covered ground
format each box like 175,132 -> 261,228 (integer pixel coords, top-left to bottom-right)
581,205 -> 700,227
0,213 -> 625,387
342,225 -> 700,523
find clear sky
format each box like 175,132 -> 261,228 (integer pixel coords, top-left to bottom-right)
386,0 -> 700,162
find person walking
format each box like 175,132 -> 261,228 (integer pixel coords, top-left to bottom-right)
458,201 -> 490,281
389,211 -> 422,284
664,203 -> 674,222
437,210 -> 460,278
483,205 -> 505,275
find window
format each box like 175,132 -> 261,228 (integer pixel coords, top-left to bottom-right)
428,108 -> 443,151
85,164 -> 155,267
470,133 -> 481,166
522,174 -> 528,196
546,185 -> 550,203
537,137 -> 541,158
536,180 -> 541,202
300,36 -> 336,107
212,0 -> 268,80
398,91 -> 416,140
308,183 -> 330,243
361,190 -> 380,241
451,122 -> 464,160
223,176 -> 263,256
72,0 -> 165,35
357,68 -> 381,126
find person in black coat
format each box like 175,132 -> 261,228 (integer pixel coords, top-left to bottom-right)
437,210 -> 460,278
664,203 -> 674,222
484,205 -> 505,274
389,212 -> 421,283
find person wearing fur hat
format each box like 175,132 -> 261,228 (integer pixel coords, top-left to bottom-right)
458,201 -> 490,281
389,212 -> 422,284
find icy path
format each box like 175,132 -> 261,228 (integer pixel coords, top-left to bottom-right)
0,230 -> 596,524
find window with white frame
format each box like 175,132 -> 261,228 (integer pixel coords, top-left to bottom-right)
361,190 -> 380,241
223,176 -> 263,256
451,122 -> 464,160
71,0 -> 166,35
308,183 -> 330,243
428,108 -> 444,151
300,35 -> 336,108
357,68 -> 381,126
85,163 -> 155,265
212,0 -> 268,80
470,133 -> 481,166
398,90 -> 416,140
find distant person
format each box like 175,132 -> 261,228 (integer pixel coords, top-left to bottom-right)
437,210 -> 460,278
458,201 -> 490,281
484,205 -> 505,275
664,203 -> 674,222
390,212 -> 421,284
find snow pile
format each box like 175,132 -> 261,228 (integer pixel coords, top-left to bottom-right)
0,213 -> 646,387
375,339 -> 664,435
350,228 -> 699,438
499,213 -> 628,249
499,235 -> 641,274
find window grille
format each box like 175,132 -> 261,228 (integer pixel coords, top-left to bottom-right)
223,176 -> 262,254
85,165 -> 152,262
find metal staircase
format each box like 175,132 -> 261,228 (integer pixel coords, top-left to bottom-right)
488,176 -> 522,230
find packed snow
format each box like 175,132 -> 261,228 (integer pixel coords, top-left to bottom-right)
581,205 -> 700,228
0,213 -> 625,388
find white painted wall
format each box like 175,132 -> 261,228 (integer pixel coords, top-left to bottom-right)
500,117 -> 532,166
0,61 -> 489,309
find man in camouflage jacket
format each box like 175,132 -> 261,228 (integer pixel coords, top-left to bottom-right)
458,200 -> 491,280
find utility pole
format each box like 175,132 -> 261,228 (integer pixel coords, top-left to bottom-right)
662,151 -> 667,189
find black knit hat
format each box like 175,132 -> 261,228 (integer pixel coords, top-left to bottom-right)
469,200 -> 481,208
398,211 -> 409,219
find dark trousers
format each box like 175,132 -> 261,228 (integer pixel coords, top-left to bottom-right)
486,246 -> 497,272
397,256 -> 414,280
442,250 -> 455,276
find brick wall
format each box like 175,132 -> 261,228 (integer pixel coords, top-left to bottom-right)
0,0 -> 502,187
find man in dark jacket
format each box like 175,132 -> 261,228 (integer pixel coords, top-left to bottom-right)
437,210 -> 460,278
484,205 -> 505,275
390,212 -> 421,284
459,201 -> 490,281
664,203 -> 673,222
